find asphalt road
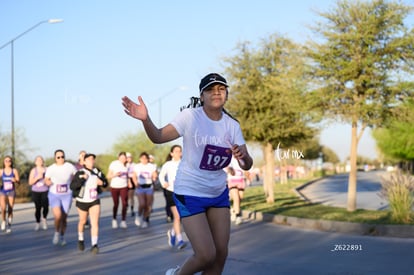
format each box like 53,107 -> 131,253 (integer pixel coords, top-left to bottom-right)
1,189 -> 413,275
299,170 -> 390,210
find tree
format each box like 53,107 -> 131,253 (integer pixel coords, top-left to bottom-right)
322,146 -> 340,164
224,34 -> 317,203
372,98 -> 414,171
296,137 -> 322,161
0,127 -> 30,166
306,0 -> 414,211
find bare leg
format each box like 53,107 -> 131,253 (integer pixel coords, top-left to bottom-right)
178,208 -> 230,275
89,204 -> 100,243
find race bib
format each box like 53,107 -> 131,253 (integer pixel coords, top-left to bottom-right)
139,172 -> 152,184
56,184 -> 68,193
199,144 -> 232,171
89,188 -> 98,200
3,182 -> 13,191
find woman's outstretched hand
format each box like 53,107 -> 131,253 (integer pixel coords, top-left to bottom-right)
122,96 -> 148,121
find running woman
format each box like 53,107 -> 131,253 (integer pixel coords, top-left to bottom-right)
122,72 -> 253,275
71,153 -> 108,254
132,152 -> 157,228
28,156 -> 49,231
45,149 -> 76,245
107,152 -> 130,229
159,145 -> 187,250
0,155 -> 20,233
226,156 -> 247,225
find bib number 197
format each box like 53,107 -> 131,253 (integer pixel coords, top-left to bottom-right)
199,145 -> 232,171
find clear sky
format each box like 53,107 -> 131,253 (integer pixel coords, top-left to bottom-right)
0,0 -> 411,162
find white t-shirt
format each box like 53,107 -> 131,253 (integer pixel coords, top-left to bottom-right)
108,160 -> 128,188
133,163 -> 157,185
45,162 -> 77,195
159,159 -> 180,192
170,107 -> 246,198
76,168 -> 101,203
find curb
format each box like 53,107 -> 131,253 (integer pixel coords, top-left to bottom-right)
242,210 -> 414,238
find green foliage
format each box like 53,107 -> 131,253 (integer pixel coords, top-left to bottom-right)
0,127 -> 31,166
380,171 -> 414,223
322,146 -> 340,163
293,137 -> 321,161
372,99 -> 414,161
307,0 -> 414,127
224,34 -> 318,148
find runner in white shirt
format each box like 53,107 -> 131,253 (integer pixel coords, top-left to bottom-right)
132,152 -> 157,228
107,152 -> 130,229
45,149 -> 76,246
159,145 -> 187,250
122,72 -> 253,275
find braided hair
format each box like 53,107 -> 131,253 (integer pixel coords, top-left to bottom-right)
180,95 -> 239,123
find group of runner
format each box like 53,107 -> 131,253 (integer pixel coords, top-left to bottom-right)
2,72 -> 253,274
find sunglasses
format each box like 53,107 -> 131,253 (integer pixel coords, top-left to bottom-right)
56,156 -> 65,159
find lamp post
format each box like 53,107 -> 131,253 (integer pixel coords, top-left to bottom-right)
0,19 -> 63,159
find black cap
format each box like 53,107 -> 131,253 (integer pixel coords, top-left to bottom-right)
84,153 -> 96,160
199,73 -> 228,94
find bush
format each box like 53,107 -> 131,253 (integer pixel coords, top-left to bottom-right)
15,179 -> 32,203
380,171 -> 414,223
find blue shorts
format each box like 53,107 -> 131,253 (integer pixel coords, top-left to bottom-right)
48,192 -> 72,214
135,186 -> 154,195
174,188 -> 230,218
0,190 -> 15,197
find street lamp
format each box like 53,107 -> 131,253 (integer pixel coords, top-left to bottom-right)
0,19 -> 63,159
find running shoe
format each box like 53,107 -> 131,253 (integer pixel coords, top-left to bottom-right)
53,233 -> 59,245
60,237 -> 67,246
34,223 -> 40,231
176,240 -> 187,250
230,208 -> 236,222
78,240 -> 85,251
167,230 -> 176,247
120,220 -> 127,229
235,216 -> 243,225
165,266 -> 180,275
91,244 -> 99,254
135,216 -> 142,227
112,219 -> 118,229
6,224 -> 11,233
1,221 -> 5,231
42,219 -> 48,230
141,221 -> 148,228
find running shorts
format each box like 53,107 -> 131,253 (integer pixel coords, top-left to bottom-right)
174,188 -> 230,218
